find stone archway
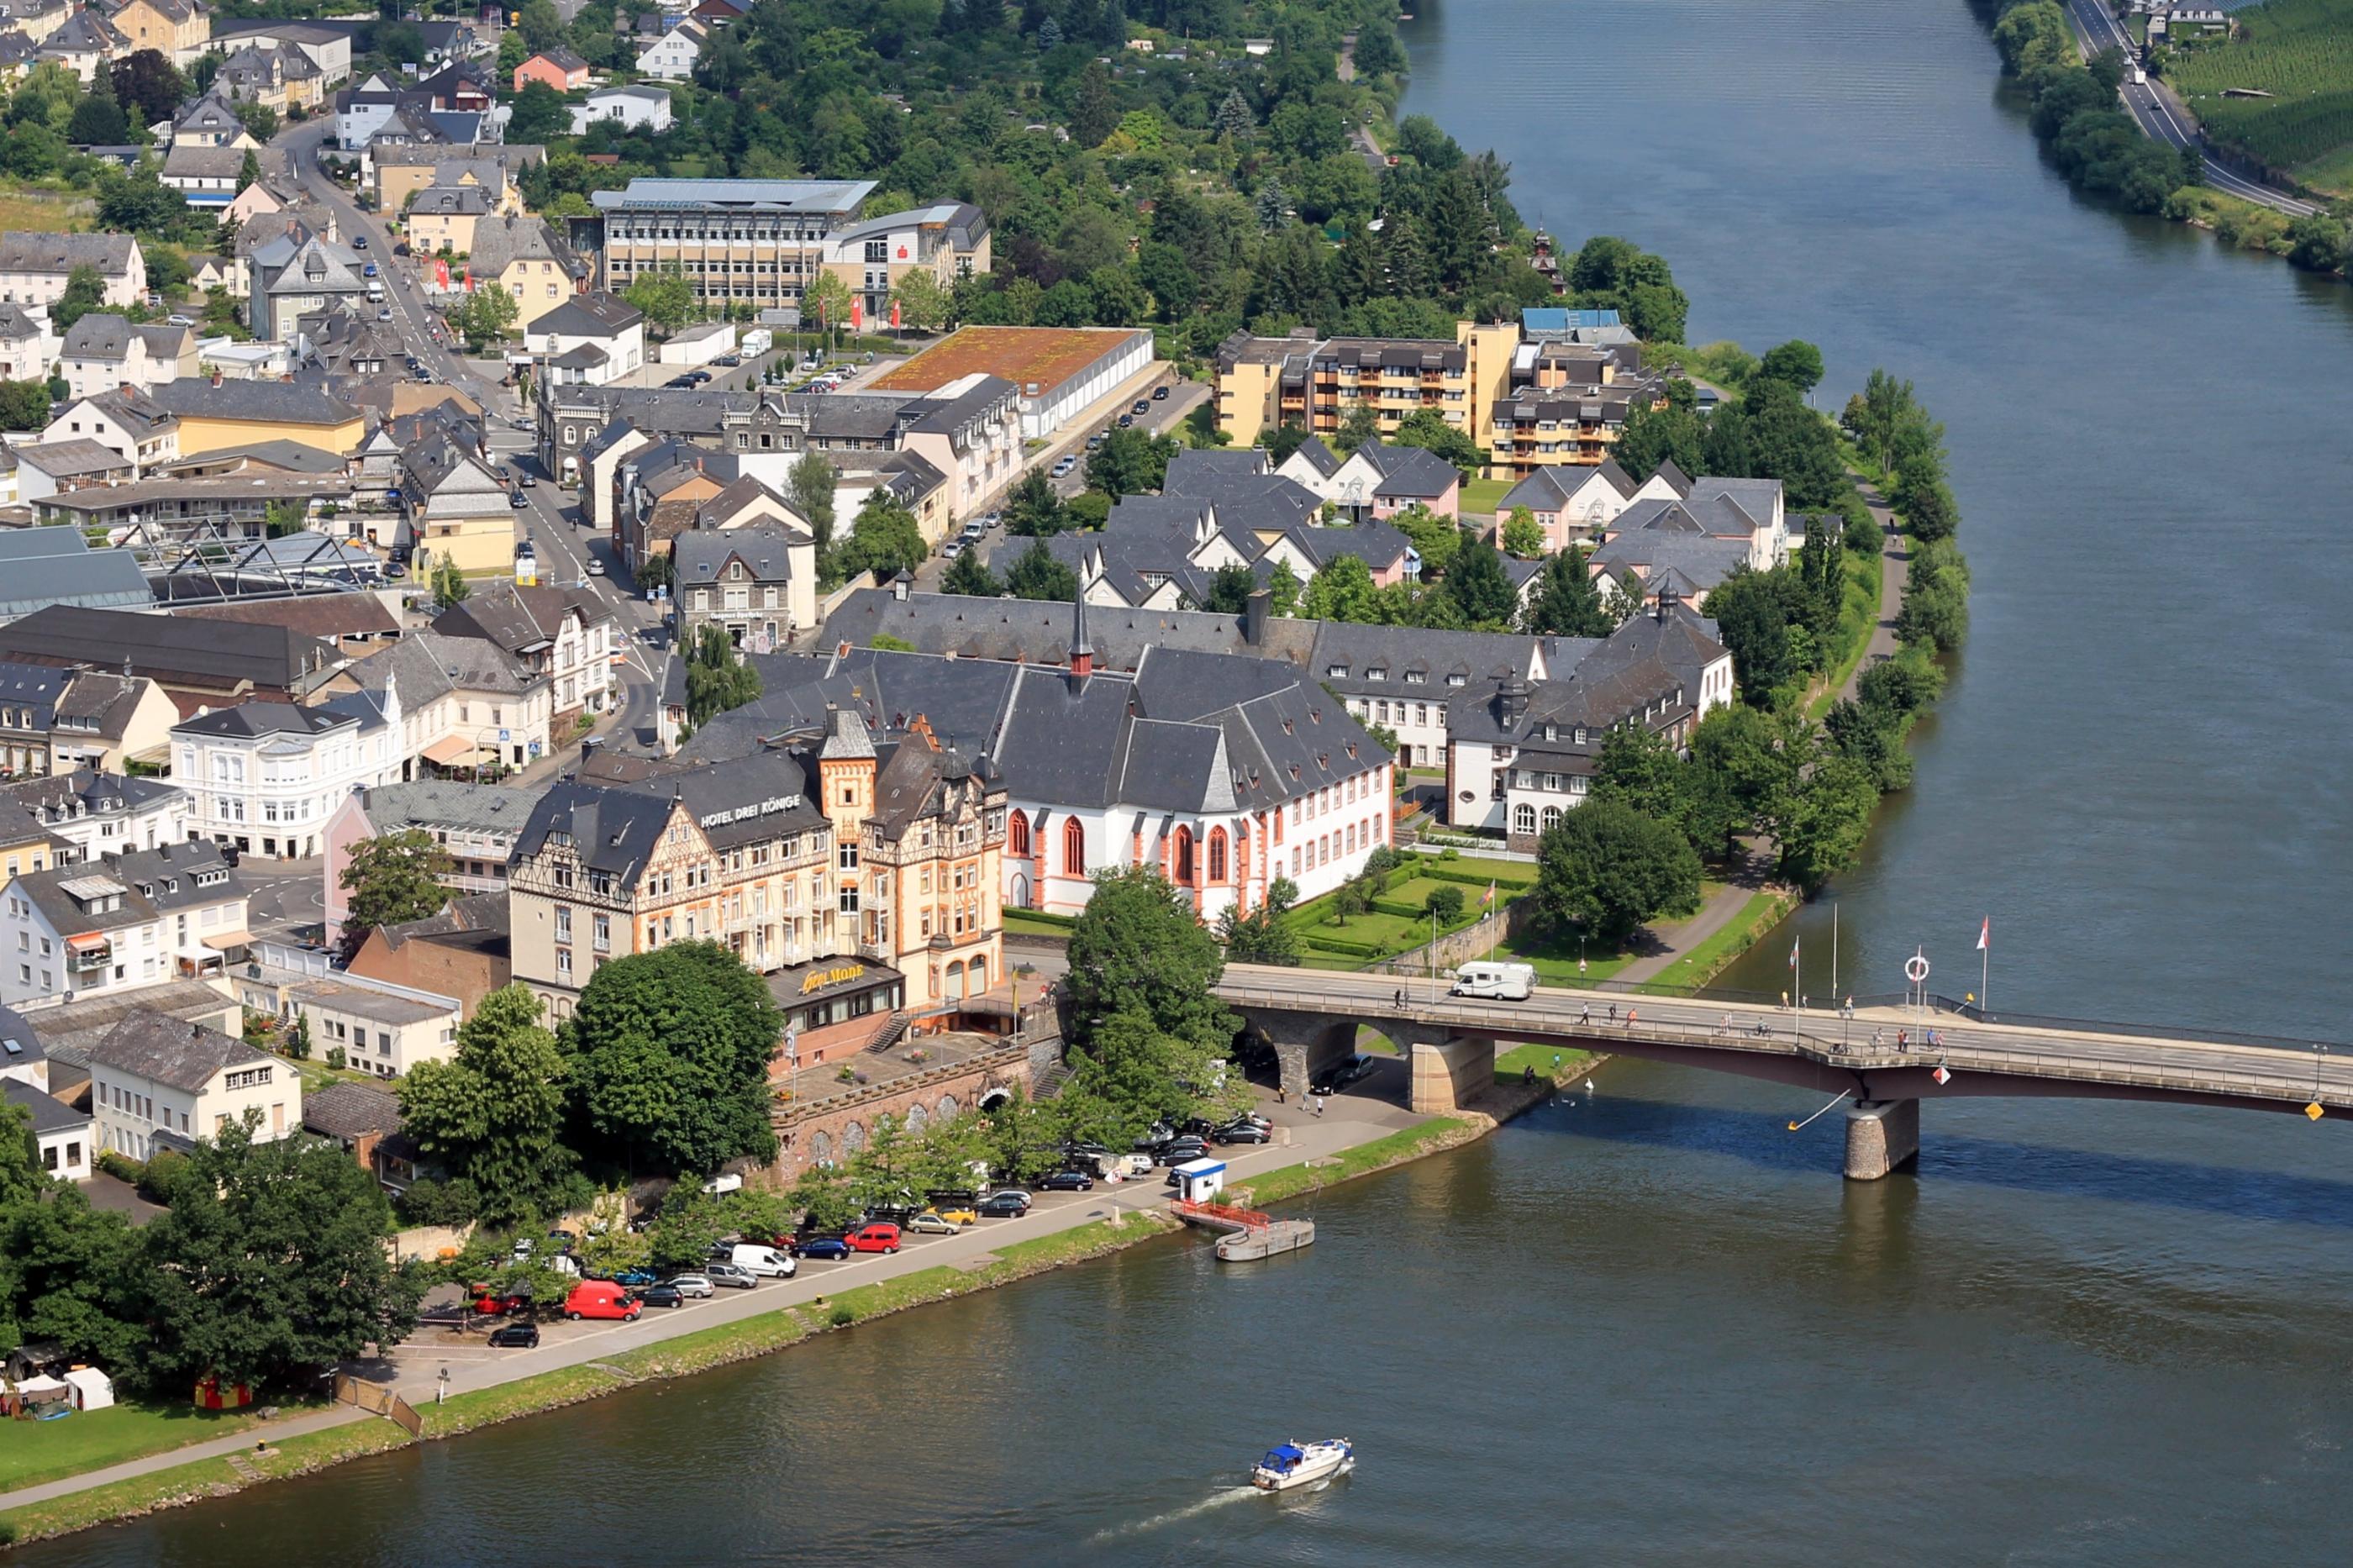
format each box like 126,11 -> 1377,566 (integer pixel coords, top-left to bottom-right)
977,1086 -> 1011,1113
905,1102 -> 929,1136
841,1120 -> 866,1155
809,1129 -> 834,1166
937,1093 -> 960,1121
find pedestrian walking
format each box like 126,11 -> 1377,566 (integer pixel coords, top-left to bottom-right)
1608,1002 -> 1618,1023
1312,1092 -> 1324,1118
1626,1007 -> 1637,1029
1580,1003 -> 1592,1024
1522,1064 -> 1536,1086
1394,987 -> 1405,1008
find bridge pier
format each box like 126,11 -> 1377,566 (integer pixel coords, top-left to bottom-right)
1843,1099 -> 1919,1181
1408,1036 -> 1492,1115
1255,1015 -> 1358,1103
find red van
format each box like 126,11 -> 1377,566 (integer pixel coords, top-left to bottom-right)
846,1222 -> 902,1254
562,1280 -> 641,1322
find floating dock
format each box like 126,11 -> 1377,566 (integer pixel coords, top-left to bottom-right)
1171,1199 -> 1316,1263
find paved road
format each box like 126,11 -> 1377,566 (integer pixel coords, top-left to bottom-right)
0,1073 -> 1429,1517
282,120 -> 667,753
2060,0 -> 2319,217
1219,965 -> 2353,1113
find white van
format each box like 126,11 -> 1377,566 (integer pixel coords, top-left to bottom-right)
1450,960 -> 1536,1001
728,1243 -> 797,1279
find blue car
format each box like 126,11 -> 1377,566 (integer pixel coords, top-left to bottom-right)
796,1237 -> 853,1261
612,1267 -> 660,1287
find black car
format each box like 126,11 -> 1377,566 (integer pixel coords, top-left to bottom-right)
639,1284 -> 687,1309
1036,1170 -> 1094,1192
976,1192 -> 1029,1218
1216,1121 -> 1272,1144
1061,1140 -> 1111,1160
1152,385 -> 1170,400
487,1323 -> 540,1349
1158,1140 -> 1212,1165
1118,413 -> 1134,427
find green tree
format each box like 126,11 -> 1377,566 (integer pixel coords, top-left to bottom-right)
52,265 -> 105,333
1391,408 -> 1482,476
1085,425 -> 1174,497
397,985 -> 577,1225
1501,506 -> 1546,559
66,94 -> 126,145
1532,797 -> 1703,945
804,271 -> 854,336
458,282 -> 519,350
1389,502 -> 1461,578
337,828 -> 454,959
1754,339 -> 1825,393
1334,403 -> 1381,455
1265,559 -> 1302,617
564,941 -> 783,1176
787,450 -> 837,565
1071,59 -> 1117,146
1212,87 -> 1254,139
1425,883 -> 1466,924
683,623 -> 763,726
1065,866 -> 1235,1055
1776,753 -> 1880,894
132,1118 -> 423,1393
940,549 -> 999,597
1613,401 -> 1706,482
507,79 -> 568,142
109,48 -> 187,125
518,0 -> 566,49
1198,562 -> 1258,615
1592,723 -> 1689,827
1350,18 -> 1404,76
432,555 -> 471,608
1303,553 -> 1378,623
1522,545 -> 1613,637
1004,538 -> 1079,601
891,267 -> 951,332
625,265 -> 697,335
1703,566 -> 1798,703
976,1085 -> 1062,1186
833,490 -> 929,581
0,379 -> 53,431
1445,535 -> 1519,627
1216,876 -> 1301,966
1003,466 -> 1067,536
0,1177 -> 143,1376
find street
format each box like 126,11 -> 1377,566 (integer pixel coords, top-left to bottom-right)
282,121 -> 670,754
2059,0 -> 2319,217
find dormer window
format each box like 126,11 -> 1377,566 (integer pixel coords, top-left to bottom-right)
1367,667 -> 1387,681
1325,665 -> 1347,679
1447,674 -> 1467,687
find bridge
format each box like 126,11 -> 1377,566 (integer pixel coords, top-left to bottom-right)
1213,965 -> 2351,1180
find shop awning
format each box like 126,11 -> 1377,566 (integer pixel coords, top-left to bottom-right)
421,735 -> 481,766
65,932 -> 110,952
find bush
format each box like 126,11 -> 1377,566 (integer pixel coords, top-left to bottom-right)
97,1150 -> 144,1184
1425,885 -> 1466,923
829,1302 -> 856,1327
396,1176 -> 483,1228
136,1147 -> 187,1202
326,1045 -> 347,1070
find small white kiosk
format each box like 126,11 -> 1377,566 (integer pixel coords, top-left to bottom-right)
1171,1157 -> 1228,1204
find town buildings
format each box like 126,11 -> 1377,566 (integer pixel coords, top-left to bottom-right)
866,325 -> 1147,442
0,770 -> 189,860
84,1012 -> 297,1159
343,892 -> 510,1020
0,604 -> 349,717
0,839 -> 246,1006
522,292 -> 645,387
1213,321 -> 1519,452
570,82 -> 671,135
0,665 -> 176,778
430,584 -> 618,731
671,517 -> 818,653
321,782 -> 550,945
589,177 -> 884,311
170,690 -> 400,860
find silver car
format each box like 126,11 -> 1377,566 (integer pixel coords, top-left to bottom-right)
704,1261 -> 758,1289
664,1273 -> 715,1298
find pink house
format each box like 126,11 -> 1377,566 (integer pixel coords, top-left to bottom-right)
513,48 -> 590,92
1324,442 -> 1462,523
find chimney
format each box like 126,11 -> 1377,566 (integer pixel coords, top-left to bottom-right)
210,370 -> 224,388
1067,589 -> 1093,682
1244,588 -> 1271,648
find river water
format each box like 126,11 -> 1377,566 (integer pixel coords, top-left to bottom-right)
37,3 -> 2353,1563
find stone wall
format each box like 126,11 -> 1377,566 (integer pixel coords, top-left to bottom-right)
771,1044 -> 1031,1181
1371,897 -> 1539,980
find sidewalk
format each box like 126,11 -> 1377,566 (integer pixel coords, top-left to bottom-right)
1613,845 -> 1771,986
0,1081 -> 1423,1517
1839,479 -> 1908,705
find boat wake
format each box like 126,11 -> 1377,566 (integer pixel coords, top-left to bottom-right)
1087,1486 -> 1261,1541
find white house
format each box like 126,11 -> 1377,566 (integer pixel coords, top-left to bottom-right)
159,143 -> 245,208
569,82 -> 672,134
42,387 -> 180,476
1496,460 -> 1641,553
58,315 -> 200,400
170,690 -> 402,860
0,839 -> 248,1006
636,18 -> 703,78
0,304 -> 58,384
0,1002 -> 89,1182
0,771 -> 190,861
84,1012 -> 299,1158
430,584 -> 619,731
524,292 -> 645,387
280,976 -> 460,1080
0,233 -> 145,310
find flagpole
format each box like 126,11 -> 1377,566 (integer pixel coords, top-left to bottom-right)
1830,903 -> 1838,1000
1981,920 -> 1989,1018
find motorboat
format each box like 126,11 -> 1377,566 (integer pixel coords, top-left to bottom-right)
1252,1438 -> 1353,1491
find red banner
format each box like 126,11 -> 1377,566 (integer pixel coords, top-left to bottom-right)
462,267 -> 473,292
890,299 -> 901,329
850,297 -> 863,331
434,258 -> 449,289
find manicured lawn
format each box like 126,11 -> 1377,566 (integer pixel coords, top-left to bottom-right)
1633,887 -> 1794,994
1004,908 -> 1074,939
1494,1042 -> 1596,1086
0,1400 -> 266,1492
1460,476 -> 1513,517
1493,923 -> 1638,985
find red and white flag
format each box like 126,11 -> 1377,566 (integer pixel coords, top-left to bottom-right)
1933,1064 -> 1951,1086
1976,917 -> 1990,952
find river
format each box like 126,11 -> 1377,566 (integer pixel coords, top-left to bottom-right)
34,2 -> 2353,1562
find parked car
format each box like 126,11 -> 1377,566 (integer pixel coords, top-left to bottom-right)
416,1302 -> 471,1328
1158,1140 -> 1212,1166
586,559 -> 606,576
611,1266 -> 661,1288
1153,385 -> 1170,400
1313,1055 -> 1379,1093
846,1222 -> 903,1253
714,353 -> 742,366
377,308 -> 394,322
1132,400 -> 1150,414
639,1284 -> 687,1309
1087,432 -> 1107,448
961,518 -> 987,539
908,1211 -> 961,1235
795,1236 -> 853,1260
664,1273 -> 715,1298
562,1281 -> 640,1322
1118,413 -> 1134,428
941,539 -> 965,559
976,1193 -> 1029,1218
704,1261 -> 759,1289
1216,1120 -> 1272,1144
470,1287 -> 533,1317
1037,1170 -> 1094,1192
487,1323 -> 540,1349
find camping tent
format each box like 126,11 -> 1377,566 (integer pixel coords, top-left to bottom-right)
62,1367 -> 114,1411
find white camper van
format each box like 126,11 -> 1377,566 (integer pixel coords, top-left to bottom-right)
1450,960 -> 1536,1001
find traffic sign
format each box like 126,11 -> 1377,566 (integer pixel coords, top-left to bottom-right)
2308,1102 -> 2325,1121
1932,1065 -> 1950,1086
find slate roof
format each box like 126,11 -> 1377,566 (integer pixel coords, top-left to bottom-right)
110,840 -> 242,916
173,699 -> 360,741
301,1078 -> 404,1139
0,1002 -> 41,1070
162,144 -> 245,182
509,780 -> 679,892
355,779 -> 550,837
430,583 -> 612,658
822,588 -> 1317,670
85,1013 -> 271,1095
347,629 -> 537,707
365,890 -> 509,961
1287,434 -> 1341,480
0,661 -> 71,729
1587,530 -> 1750,594
0,769 -> 181,831
61,313 -> 135,361
527,45 -> 588,70
147,378 -> 359,428
1162,447 -> 1271,489
468,214 -> 576,282
672,522 -> 801,588
3,1079 -> 85,1136
0,232 -> 138,278
12,439 -> 133,481
1499,460 -> 1638,513
49,671 -> 150,741
533,292 -> 641,337
1352,442 -> 1461,498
